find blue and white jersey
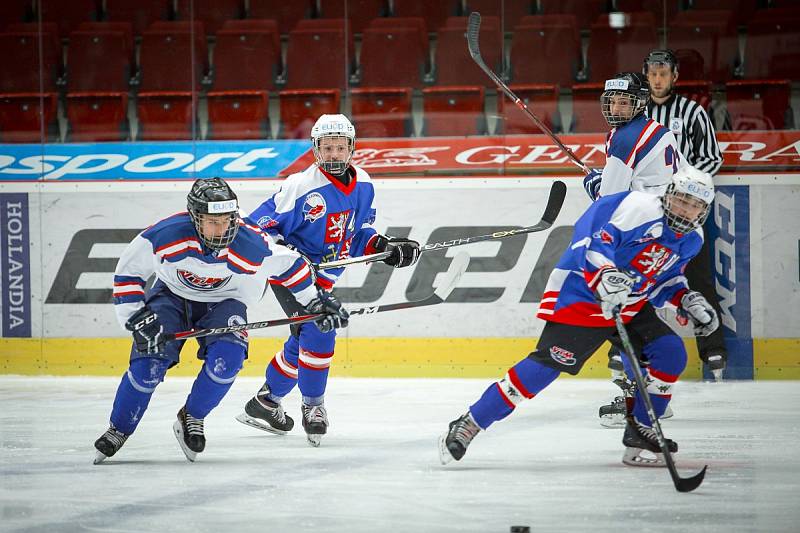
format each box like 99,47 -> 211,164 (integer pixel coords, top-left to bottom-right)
538,191 -> 703,327
111,213 -> 317,329
598,114 -> 680,198
247,164 -> 379,289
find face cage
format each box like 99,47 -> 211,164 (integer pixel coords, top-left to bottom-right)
190,210 -> 239,250
313,134 -> 354,176
662,190 -> 710,234
601,91 -> 647,127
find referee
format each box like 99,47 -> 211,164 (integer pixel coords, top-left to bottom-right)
645,49 -> 727,380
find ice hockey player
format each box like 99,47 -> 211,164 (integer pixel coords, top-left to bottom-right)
93,178 -> 349,464
439,166 -> 719,468
235,114 -> 420,447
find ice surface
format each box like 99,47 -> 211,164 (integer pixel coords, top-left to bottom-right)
1,376 -> 798,533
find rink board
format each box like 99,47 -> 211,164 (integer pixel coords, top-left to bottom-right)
0,176 -> 798,378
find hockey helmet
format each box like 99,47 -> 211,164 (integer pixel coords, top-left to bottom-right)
643,49 -> 679,74
187,177 -> 240,250
600,72 -> 650,127
310,114 -> 356,176
662,165 -> 715,234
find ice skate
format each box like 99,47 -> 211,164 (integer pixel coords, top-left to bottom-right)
93,424 -> 129,464
599,396 -> 628,428
622,417 -> 678,467
301,403 -> 328,447
438,412 -> 481,465
235,385 -> 294,435
705,353 -> 726,382
173,406 -> 205,462
608,351 -> 625,384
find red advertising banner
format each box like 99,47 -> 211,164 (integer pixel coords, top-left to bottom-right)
282,132 -> 800,176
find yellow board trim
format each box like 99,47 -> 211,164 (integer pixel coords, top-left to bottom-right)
7,337 -> 798,379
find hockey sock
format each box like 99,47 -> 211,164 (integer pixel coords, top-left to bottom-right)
633,335 -> 686,425
186,341 -> 245,419
266,336 -> 300,399
469,358 -> 560,429
109,357 -> 170,435
296,325 -> 336,399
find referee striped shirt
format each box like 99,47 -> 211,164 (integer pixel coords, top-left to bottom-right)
646,93 -> 723,175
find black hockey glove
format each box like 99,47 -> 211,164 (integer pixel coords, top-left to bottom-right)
125,306 -> 165,354
305,290 -> 350,333
374,235 -> 421,268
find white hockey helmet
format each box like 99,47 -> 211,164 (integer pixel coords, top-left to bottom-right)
310,114 -> 356,176
601,72 -> 650,127
662,165 -> 715,234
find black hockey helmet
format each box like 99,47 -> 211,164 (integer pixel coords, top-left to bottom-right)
187,177 -> 239,250
600,72 -> 650,127
643,49 -> 679,74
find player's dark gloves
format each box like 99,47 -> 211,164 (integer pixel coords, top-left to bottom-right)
305,290 -> 350,333
126,306 -> 166,354
374,235 -> 421,268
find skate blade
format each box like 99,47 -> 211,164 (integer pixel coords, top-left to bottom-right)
599,413 -> 626,429
306,434 -> 322,447
437,434 -> 455,465
173,421 -> 197,462
660,406 -> 674,420
235,412 -> 288,435
93,451 -> 108,465
712,369 -> 724,382
622,447 -> 666,467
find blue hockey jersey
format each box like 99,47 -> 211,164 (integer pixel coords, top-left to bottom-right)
537,191 -> 703,327
112,213 -> 317,329
247,164 -> 379,289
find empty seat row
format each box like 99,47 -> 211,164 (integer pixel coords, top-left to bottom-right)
0,80 -> 792,143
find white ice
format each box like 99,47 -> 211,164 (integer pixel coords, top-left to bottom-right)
1,376 -> 799,533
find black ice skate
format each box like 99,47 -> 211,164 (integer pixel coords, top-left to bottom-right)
173,406 -> 205,462
93,424 -> 129,464
705,353 -> 726,382
599,396 -> 628,428
438,412 -> 481,465
301,403 -> 328,447
235,385 -> 294,435
622,417 -> 678,467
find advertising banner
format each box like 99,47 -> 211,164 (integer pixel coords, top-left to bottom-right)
1,193 -> 31,337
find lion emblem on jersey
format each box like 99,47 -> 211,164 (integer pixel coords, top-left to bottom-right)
302,192 -> 327,222
176,270 -> 232,291
632,243 -> 677,277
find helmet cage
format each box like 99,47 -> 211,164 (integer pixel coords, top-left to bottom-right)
662,183 -> 712,234
601,90 -> 648,128
187,178 -> 240,250
312,134 -> 355,176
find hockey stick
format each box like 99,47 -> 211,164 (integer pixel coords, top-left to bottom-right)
317,179 -> 567,271
164,253 -> 469,342
613,308 -> 707,493
466,12 -> 590,175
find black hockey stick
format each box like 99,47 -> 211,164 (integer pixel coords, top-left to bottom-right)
317,180 -> 567,270
466,12 -> 590,174
613,309 -> 707,493
164,253 -> 469,342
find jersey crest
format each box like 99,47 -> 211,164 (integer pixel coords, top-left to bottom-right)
176,269 -> 232,291
631,243 -> 678,278
325,210 -> 351,243
303,192 -> 327,222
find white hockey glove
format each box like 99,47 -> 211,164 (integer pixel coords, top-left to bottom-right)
305,290 -> 350,333
126,306 -> 165,354
583,168 -> 603,201
679,291 -> 719,337
593,268 -> 635,320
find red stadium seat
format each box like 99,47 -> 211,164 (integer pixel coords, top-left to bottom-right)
496,84 -> 561,135
105,0 -> 171,37
175,0 -> 243,35
570,83 -> 606,133
538,0 -> 607,31
360,27 -> 427,87
76,21 -> 134,49
668,11 -> 738,81
350,87 -> 413,138
673,48 -> 705,80
0,31 -> 60,92
392,0 -> 459,35
744,18 -> 800,80
688,0 -> 757,25
220,19 -> 280,69
206,91 -> 269,139
284,28 -> 354,90
213,27 -> 280,90
0,93 -> 58,142
38,0 -> 100,36
613,0 -> 678,25
248,0 -> 313,35
136,93 -> 199,140
586,19 -> 658,82
435,25 -> 502,86
422,86 -> 486,137
510,24 -> 580,87
724,79 -> 793,131
6,21 -> 61,47
278,89 -> 340,139
462,0 -> 532,28
66,93 -> 130,141
0,1 -> 31,30
317,0 -> 388,34
674,80 -> 712,112
367,17 -> 429,66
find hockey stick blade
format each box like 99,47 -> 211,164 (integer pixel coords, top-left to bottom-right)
613,311 -> 708,493
165,253 -> 469,342
317,180 -> 566,271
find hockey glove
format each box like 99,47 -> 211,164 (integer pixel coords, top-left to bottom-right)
374,235 -> 421,268
593,268 -> 635,320
679,290 -> 719,337
583,169 -> 603,201
305,290 -> 350,333
125,306 -> 165,354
